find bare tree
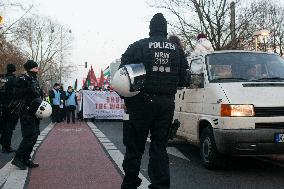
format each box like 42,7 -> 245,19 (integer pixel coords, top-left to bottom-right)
151,0 -> 259,50
244,0 -> 284,54
0,0 -> 33,75
0,38 -> 26,74
12,15 -> 74,88
0,0 -> 33,36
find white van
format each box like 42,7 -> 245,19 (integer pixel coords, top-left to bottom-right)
174,50 -> 284,169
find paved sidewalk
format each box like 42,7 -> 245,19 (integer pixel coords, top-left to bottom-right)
28,122 -> 122,189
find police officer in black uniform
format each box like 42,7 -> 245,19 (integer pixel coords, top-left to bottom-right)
120,13 -> 188,189
11,60 -> 42,170
0,64 -> 19,153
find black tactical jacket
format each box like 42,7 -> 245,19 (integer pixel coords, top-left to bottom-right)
15,74 -> 43,115
120,34 -> 188,96
4,73 -> 18,106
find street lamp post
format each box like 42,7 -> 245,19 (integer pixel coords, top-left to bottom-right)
59,27 -> 63,84
253,29 -> 270,51
59,28 -> 71,85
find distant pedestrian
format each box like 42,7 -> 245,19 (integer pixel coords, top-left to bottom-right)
191,33 -> 214,56
49,83 -> 61,123
59,85 -> 66,122
168,35 -> 190,86
65,86 -> 78,124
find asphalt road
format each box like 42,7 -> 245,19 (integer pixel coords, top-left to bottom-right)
94,120 -> 284,189
0,118 -> 51,169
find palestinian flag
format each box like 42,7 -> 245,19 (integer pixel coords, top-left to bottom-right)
103,66 -> 110,78
83,69 -> 91,88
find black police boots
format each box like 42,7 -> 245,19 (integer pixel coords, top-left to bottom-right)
11,158 -> 27,170
25,160 -> 39,168
11,159 -> 39,169
2,147 -> 16,153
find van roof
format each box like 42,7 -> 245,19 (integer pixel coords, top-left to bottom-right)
189,50 -> 278,59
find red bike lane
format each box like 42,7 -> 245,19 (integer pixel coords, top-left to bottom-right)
28,122 -> 122,189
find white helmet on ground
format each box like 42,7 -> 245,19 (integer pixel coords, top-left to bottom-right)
35,101 -> 52,119
111,63 -> 146,97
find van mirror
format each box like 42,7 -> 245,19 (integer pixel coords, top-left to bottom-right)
189,73 -> 204,88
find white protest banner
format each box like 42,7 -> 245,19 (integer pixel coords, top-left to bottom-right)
82,90 -> 124,119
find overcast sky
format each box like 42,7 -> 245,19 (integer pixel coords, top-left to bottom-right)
10,0 -> 165,87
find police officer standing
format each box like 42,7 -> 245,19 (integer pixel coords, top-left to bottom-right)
120,13 -> 188,189
11,60 -> 42,170
0,64 -> 19,153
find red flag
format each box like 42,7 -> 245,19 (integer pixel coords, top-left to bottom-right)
97,69 -> 105,87
90,66 -> 98,86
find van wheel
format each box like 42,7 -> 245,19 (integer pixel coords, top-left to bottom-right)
200,127 -> 221,169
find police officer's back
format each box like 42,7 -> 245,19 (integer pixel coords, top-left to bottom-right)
0,64 -> 19,153
11,60 -> 42,170
120,13 -> 188,189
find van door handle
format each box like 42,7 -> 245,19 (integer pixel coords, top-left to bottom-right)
182,91 -> 185,100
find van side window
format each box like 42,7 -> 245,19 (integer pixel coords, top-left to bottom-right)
190,59 -> 203,74
189,59 -> 204,88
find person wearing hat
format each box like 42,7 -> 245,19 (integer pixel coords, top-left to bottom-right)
191,33 -> 214,56
11,60 -> 42,170
0,64 -> 19,153
119,13 -> 188,189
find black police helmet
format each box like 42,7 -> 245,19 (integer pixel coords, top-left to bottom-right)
24,60 -> 38,71
149,13 -> 167,36
7,64 -> 16,73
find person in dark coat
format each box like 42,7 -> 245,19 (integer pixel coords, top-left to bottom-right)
12,60 -> 42,170
120,13 -> 188,189
168,35 -> 190,87
0,64 -> 19,153
49,83 -> 61,123
59,85 -> 66,122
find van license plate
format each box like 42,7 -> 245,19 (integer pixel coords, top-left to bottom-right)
275,133 -> 284,143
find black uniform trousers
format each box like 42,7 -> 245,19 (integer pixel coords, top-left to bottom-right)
0,108 -> 4,136
15,114 -> 40,162
60,106 -> 66,121
121,94 -> 174,189
0,110 -> 18,148
66,105 -> 76,123
51,105 -> 61,122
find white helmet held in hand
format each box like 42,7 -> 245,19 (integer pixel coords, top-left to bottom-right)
35,101 -> 52,119
111,63 -> 146,97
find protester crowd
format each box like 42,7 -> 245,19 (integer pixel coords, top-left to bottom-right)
48,83 -> 78,124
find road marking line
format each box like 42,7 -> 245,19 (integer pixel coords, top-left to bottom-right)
2,169 -> 28,189
98,138 -> 111,143
255,157 -> 284,168
166,147 -> 190,161
0,122 -> 55,189
147,138 -> 190,162
87,122 -> 150,189
105,146 -> 118,150
102,143 -> 115,146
